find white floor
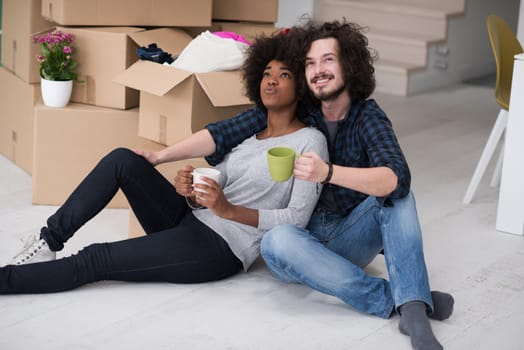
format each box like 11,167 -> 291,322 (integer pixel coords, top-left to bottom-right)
1,82 -> 524,350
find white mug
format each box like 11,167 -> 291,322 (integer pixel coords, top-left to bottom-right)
192,168 -> 221,193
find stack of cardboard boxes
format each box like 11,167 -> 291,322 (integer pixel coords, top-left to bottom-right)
0,0 -> 278,235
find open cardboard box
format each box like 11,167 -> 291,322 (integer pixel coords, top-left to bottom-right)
41,0 -> 212,27
114,28 -> 253,145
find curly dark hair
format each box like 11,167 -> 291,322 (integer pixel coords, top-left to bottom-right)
300,19 -> 377,101
241,30 -> 312,114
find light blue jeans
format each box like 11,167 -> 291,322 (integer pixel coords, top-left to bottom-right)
260,192 -> 433,319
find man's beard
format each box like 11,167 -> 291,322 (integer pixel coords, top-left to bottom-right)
310,75 -> 346,101
315,83 -> 346,101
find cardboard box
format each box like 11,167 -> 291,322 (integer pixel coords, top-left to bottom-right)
0,67 -> 41,174
33,103 -> 148,207
217,22 -> 278,43
212,0 -> 278,23
113,28 -> 253,145
60,26 -> 143,109
32,102 -> 209,208
183,22 -> 277,42
1,0 -> 54,83
181,23 -> 222,39
42,0 -> 212,27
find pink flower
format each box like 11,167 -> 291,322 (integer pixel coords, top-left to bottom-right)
65,34 -> 74,43
33,29 -> 78,81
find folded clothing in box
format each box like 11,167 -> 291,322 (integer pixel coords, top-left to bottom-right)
136,43 -> 175,64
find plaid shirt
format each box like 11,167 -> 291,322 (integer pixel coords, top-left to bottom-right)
206,99 -> 411,216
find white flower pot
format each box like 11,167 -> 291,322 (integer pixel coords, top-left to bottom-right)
40,78 -> 73,108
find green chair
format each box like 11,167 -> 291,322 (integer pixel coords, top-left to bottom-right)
463,15 -> 523,204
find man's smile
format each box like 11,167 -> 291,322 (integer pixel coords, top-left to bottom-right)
311,74 -> 334,87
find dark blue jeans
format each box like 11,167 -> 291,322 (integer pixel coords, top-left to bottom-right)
1,148 -> 242,294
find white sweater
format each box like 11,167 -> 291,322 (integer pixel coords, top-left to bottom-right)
192,126 -> 328,270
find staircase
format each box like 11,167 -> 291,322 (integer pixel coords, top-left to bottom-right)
313,0 -> 519,96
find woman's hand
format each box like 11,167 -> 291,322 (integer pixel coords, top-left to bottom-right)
193,177 -> 233,218
175,165 -> 195,197
294,151 -> 330,183
133,149 -> 161,166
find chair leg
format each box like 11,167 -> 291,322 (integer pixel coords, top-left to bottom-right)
489,140 -> 504,187
463,109 -> 508,204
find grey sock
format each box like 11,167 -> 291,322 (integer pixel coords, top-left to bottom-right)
429,291 -> 454,320
399,301 -> 443,350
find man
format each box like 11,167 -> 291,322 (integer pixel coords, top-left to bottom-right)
203,20 -> 453,350
125,21 -> 450,350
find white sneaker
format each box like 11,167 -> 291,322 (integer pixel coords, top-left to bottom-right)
9,234 -> 56,265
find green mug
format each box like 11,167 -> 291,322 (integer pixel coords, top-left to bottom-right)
267,146 -> 296,182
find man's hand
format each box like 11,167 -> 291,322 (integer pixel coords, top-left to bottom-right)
294,151 -> 330,183
174,165 -> 195,197
133,149 -> 161,166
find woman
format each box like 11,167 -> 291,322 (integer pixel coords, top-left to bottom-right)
1,32 -> 328,294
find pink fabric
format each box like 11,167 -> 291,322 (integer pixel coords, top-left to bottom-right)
212,31 -> 251,45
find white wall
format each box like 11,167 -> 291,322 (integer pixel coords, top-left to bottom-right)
276,0 -> 314,27
410,0 -> 521,93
